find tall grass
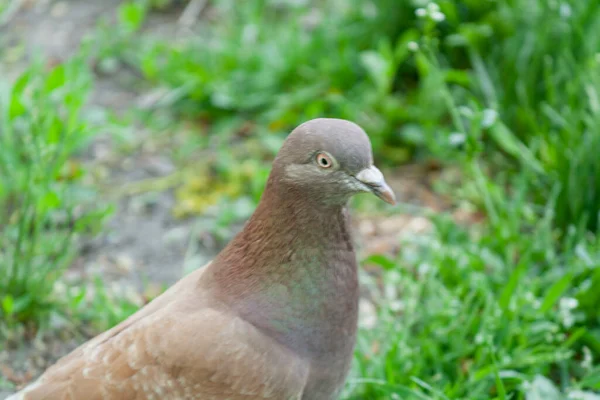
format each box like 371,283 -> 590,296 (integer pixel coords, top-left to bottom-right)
339,1 -> 600,396
348,80 -> 600,399
460,0 -> 600,234
0,56 -> 107,331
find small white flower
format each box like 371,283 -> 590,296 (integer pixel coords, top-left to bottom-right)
475,333 -> 485,344
415,8 -> 426,17
559,3 -> 572,18
559,297 -> 578,328
417,262 -> 431,275
384,283 -> 398,300
579,279 -> 592,292
242,24 -> 258,44
427,2 -> 440,13
448,132 -> 466,146
54,281 -> 68,296
582,346 -> 593,370
524,292 -> 535,302
561,297 -> 579,309
390,300 -> 405,312
358,298 -> 377,329
362,2 -> 378,18
568,389 -> 600,400
481,109 -> 498,128
575,243 -> 594,265
458,105 -> 474,118
408,41 -> 419,51
562,314 -> 575,328
431,11 -> 446,22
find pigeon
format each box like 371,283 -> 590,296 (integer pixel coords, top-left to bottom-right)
10,118 -> 395,400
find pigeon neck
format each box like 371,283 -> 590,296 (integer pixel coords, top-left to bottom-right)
212,181 -> 356,292
208,179 -> 359,357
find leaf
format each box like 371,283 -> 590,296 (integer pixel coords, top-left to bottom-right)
580,366 -> 600,390
445,69 -> 471,86
118,2 -> 146,33
9,88 -> 26,119
540,273 -> 574,313
393,28 -> 419,64
11,69 -> 31,97
488,347 -> 508,400
488,122 -> 544,174
362,254 -> 396,271
577,268 -> 600,311
562,327 -> 587,348
44,64 -> 66,92
2,295 -> 14,316
39,190 -> 61,210
360,50 -> 393,94
46,115 -> 63,144
12,294 -> 32,314
69,288 -> 87,308
499,257 -> 527,312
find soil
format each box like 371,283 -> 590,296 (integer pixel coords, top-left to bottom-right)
0,1 -> 446,397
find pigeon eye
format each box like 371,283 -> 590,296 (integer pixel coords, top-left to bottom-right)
316,153 -> 333,169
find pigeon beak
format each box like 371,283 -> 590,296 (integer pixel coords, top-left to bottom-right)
355,166 -> 396,205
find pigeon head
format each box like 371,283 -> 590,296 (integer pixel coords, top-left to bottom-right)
271,118 -> 396,206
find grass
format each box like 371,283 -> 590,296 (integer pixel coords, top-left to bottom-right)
1,0 -> 600,398
0,54 -> 112,333
350,176 -> 600,399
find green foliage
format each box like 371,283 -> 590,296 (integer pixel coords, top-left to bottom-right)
349,175 -> 600,399
339,2 -> 598,394
0,56 -> 110,331
69,277 -> 142,331
114,0 -> 600,235
435,0 -> 600,234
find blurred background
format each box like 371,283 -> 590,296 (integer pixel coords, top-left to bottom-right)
1,0 -> 599,398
